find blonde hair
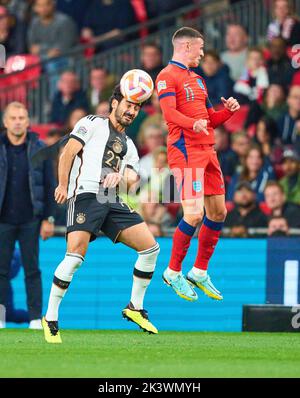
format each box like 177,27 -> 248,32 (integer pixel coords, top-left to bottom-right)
3,102 -> 28,120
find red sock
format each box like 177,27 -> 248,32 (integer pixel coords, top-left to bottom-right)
193,217 -> 223,271
169,219 -> 196,272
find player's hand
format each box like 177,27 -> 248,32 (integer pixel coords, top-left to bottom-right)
221,97 -> 240,112
193,119 -> 209,135
103,172 -> 123,189
55,185 -> 68,204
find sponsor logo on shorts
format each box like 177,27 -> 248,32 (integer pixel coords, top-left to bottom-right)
76,213 -> 86,224
192,181 -> 202,192
157,80 -> 167,93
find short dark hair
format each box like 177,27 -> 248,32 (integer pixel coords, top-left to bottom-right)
203,49 -> 221,62
109,84 -> 124,113
172,27 -> 203,44
141,42 -> 162,53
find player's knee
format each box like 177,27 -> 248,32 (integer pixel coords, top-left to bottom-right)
210,208 -> 227,222
134,242 -> 160,279
54,252 -> 84,287
185,212 -> 204,226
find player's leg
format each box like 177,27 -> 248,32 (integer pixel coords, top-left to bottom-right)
163,158 -> 205,301
186,152 -> 227,300
116,222 -> 159,334
43,231 -> 90,343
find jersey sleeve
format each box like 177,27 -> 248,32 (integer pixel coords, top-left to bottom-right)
69,116 -> 96,146
206,97 -> 233,128
121,138 -> 140,174
156,71 -> 197,130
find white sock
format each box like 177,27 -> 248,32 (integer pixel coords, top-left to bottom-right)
45,253 -> 84,321
45,284 -> 67,321
166,267 -> 181,279
130,243 -> 159,310
191,267 -> 207,278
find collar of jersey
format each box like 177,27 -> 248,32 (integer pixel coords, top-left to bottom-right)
168,60 -> 189,70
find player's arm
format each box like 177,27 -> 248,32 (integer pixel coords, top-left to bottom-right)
55,116 -> 95,203
206,96 -> 240,129
156,74 -> 206,133
119,138 -> 140,192
55,138 -> 83,204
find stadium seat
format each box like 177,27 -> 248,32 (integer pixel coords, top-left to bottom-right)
259,202 -> 272,216
31,123 -> 61,141
224,105 -> 249,133
0,55 -> 41,107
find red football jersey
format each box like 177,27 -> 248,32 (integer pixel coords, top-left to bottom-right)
156,60 -> 232,148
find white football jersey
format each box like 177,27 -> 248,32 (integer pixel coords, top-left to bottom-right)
67,115 -> 139,199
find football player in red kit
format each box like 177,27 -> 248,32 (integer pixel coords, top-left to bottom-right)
156,27 -> 240,301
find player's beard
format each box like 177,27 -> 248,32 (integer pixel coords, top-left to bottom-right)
115,106 -> 134,127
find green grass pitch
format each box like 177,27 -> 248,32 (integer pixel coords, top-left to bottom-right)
1,330 -> 300,378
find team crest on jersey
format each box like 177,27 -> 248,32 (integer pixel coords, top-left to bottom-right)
76,126 -> 88,137
197,78 -> 206,91
76,213 -> 86,224
157,80 -> 167,93
193,181 -> 202,193
113,141 -> 123,154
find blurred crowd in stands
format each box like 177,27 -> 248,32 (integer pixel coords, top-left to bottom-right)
0,0 -> 300,238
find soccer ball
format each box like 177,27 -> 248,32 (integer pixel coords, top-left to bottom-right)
120,69 -> 154,104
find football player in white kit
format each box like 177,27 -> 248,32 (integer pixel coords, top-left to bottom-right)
42,85 -> 160,343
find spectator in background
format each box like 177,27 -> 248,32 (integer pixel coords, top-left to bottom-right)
231,131 -> 251,173
44,127 -> 65,147
267,215 -> 289,237
221,24 -> 248,82
139,125 -> 165,183
234,47 -> 269,105
227,145 -> 275,202
245,83 -> 287,127
225,181 -> 268,233
96,100 -> 110,117
138,91 -> 165,143
0,5 -> 26,57
279,147 -> 300,205
261,84 -> 287,122
87,67 -> 115,112
197,50 -> 233,106
214,126 -> 239,184
64,107 -> 88,132
140,42 -> 164,83
266,37 -> 295,87
254,117 -> 281,163
264,181 -> 300,228
28,0 -> 78,60
267,0 -> 300,47
0,102 -> 56,329
0,0 -> 29,22
81,0 -> 136,51
141,146 -> 170,202
138,191 -> 173,233
56,0 -> 90,30
276,85 -> 300,146
50,71 -> 89,125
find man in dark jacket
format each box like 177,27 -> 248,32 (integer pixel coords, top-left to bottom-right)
0,102 -> 56,329
225,181 -> 268,234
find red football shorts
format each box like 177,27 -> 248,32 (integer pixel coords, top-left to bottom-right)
167,143 -> 225,200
